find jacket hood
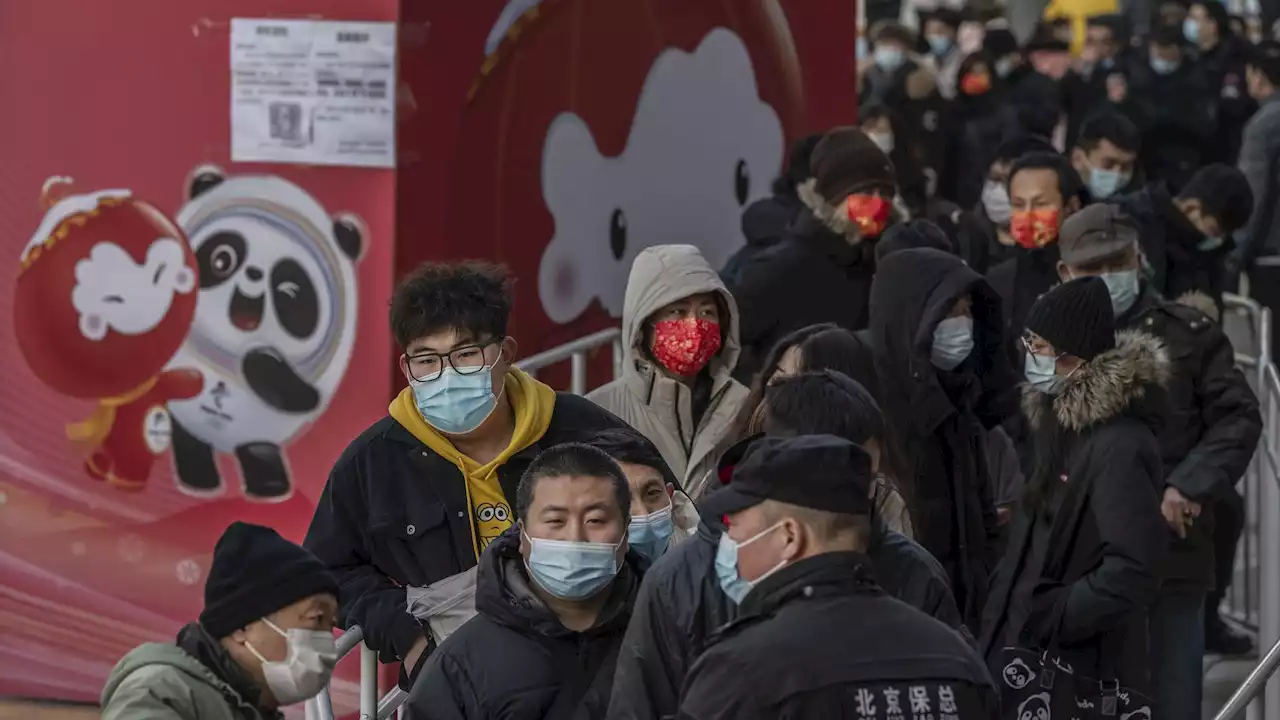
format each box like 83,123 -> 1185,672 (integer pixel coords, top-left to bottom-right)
621,244 -> 740,381
1175,290 -> 1220,322
475,526 -> 638,638
1023,330 -> 1171,432
869,248 -> 1008,430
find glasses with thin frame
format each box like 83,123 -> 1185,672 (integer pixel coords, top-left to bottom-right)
406,340 -> 500,382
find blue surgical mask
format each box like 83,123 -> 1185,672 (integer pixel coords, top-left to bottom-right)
1088,165 -> 1127,199
411,365 -> 500,435
995,57 -> 1015,78
1024,352 -> 1065,395
927,35 -> 954,56
523,530 -> 622,601
1151,57 -> 1181,75
628,503 -> 675,563
1183,17 -> 1200,42
715,522 -> 786,605
982,181 -> 1012,225
931,316 -> 975,371
857,37 -> 869,61
1100,269 -> 1140,316
875,46 -> 905,72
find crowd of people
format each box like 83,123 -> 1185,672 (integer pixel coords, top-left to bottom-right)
95,5 -> 1280,719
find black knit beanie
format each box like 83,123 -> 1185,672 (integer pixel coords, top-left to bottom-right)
199,522 -> 339,638
1025,277 -> 1116,361
808,127 -> 897,200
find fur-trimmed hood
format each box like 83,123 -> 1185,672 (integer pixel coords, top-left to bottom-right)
1023,330 -> 1170,432
1176,290 -> 1220,322
795,178 -> 911,244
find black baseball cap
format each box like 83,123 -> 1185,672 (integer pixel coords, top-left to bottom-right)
701,435 -> 873,518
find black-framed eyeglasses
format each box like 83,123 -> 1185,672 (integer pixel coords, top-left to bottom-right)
405,340 -> 500,382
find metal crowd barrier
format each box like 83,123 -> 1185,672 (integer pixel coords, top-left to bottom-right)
309,329 -> 625,720
1215,293 -> 1280,720
517,327 -> 624,395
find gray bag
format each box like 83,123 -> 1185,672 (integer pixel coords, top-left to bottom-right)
405,568 -> 478,645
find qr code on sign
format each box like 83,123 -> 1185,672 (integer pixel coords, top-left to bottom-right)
268,102 -> 307,144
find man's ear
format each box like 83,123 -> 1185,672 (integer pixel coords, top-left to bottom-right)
666,483 -> 676,498
500,336 -> 518,365
1065,196 -> 1082,215
1056,260 -> 1073,283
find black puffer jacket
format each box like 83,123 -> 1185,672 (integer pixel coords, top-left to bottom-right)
409,528 -> 641,720
1197,35 -> 1256,165
1128,60 -> 1216,190
606,518 -> 968,720
732,211 -> 879,379
870,248 -> 1018,626
1118,287 -> 1262,590
677,553 -> 996,720
980,331 -> 1170,690
987,245 -> 1062,354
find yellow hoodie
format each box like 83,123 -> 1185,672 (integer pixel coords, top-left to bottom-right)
389,368 -> 556,560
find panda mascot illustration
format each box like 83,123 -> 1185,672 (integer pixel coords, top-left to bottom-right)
166,166 -> 364,500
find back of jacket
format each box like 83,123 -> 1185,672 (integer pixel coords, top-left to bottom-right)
1238,95 -> 1280,262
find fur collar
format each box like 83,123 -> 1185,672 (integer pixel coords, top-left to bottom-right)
1022,330 -> 1170,432
795,178 -> 910,243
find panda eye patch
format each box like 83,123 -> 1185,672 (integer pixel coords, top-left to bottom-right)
196,231 -> 248,289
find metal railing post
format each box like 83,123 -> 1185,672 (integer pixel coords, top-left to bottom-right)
361,643 -> 378,720
612,335 -> 625,381
571,351 -> 587,395
1216,639 -> 1280,720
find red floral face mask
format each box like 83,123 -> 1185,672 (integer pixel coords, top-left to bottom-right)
845,194 -> 892,238
651,318 -> 722,377
1010,209 -> 1061,249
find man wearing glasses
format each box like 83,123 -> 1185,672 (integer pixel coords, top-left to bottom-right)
304,261 -> 629,688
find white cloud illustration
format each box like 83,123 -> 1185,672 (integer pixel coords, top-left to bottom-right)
71,239 -> 195,341
538,27 -> 785,324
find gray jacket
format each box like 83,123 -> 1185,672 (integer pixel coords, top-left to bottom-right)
1237,93 -> 1280,263
101,643 -> 267,720
586,245 -> 749,499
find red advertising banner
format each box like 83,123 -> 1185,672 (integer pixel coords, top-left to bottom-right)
0,0 -> 852,709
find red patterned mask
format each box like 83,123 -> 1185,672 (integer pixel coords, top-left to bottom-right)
845,194 -> 892,238
651,318 -> 722,377
1010,209 -> 1061,249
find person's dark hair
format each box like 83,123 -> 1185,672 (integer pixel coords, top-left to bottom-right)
859,103 -> 895,126
732,324 -> 912,498
1008,151 -> 1086,205
1178,163 -> 1255,233
957,50 -> 993,78
1191,0 -> 1232,37
873,21 -> 916,47
762,371 -> 885,448
992,135 -> 1058,166
1248,40 -> 1280,87
1228,14 -> 1247,36
516,442 -> 631,523
390,261 -> 512,349
773,133 -> 824,197
587,428 -> 677,485
983,28 -> 1019,58
1151,23 -> 1185,47
925,8 -> 962,30
1076,111 -> 1141,154
875,220 -> 956,263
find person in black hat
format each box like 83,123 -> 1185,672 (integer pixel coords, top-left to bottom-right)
607,370 -> 977,720
1128,23 -> 1217,190
980,277 -> 1169,701
731,126 -> 901,379
677,435 -> 995,720
101,523 -> 340,720
1056,206 -> 1261,711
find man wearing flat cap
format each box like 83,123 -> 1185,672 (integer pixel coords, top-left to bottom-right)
1056,203 -> 1262,716
677,435 -> 996,720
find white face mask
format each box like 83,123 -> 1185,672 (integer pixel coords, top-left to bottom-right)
868,131 -> 895,154
981,181 -> 1012,225
245,619 -> 339,706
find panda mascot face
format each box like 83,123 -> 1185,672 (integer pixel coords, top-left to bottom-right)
165,167 -> 363,500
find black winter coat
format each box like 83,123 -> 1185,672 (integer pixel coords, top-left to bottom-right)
1119,288 -> 1261,590
980,331 -> 1170,690
987,245 -> 1061,354
720,193 -> 802,289
605,519 -> 969,720
1196,36 -> 1256,165
870,248 -> 1019,626
1116,182 -> 1234,314
732,211 -> 878,380
409,528 -> 640,720
302,394 -> 630,665
1128,61 -> 1216,190
677,553 -> 996,720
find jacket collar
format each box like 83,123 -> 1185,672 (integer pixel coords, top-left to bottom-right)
740,551 -> 880,617
1021,329 -> 1170,432
178,623 -> 279,720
